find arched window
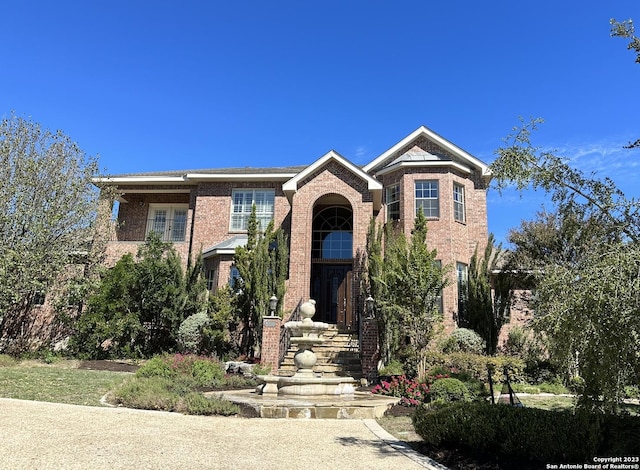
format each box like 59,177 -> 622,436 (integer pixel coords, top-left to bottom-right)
312,207 -> 353,260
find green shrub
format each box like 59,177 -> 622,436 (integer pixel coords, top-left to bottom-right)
136,355 -> 174,379
178,312 -> 211,354
429,378 -> 471,403
251,363 -> 271,376
180,392 -> 239,416
111,376 -> 180,411
413,402 -> 640,463
222,374 -> 260,389
441,328 -> 486,355
424,351 -> 526,385
191,359 -> 225,387
378,359 -> 405,376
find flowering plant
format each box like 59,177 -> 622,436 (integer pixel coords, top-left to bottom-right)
371,374 -> 430,406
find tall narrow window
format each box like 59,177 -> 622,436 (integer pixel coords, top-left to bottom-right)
453,183 -> 466,223
146,205 -> 188,242
456,262 -> 468,325
385,184 -> 400,221
415,181 -> 439,218
230,189 -> 275,232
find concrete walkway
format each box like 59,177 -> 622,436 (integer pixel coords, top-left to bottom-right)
0,398 -> 446,470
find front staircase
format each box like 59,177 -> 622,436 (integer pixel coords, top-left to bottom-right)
278,325 -> 363,380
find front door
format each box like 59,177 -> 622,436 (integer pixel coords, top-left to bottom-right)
311,264 -> 354,330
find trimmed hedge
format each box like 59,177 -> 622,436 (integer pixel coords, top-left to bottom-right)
413,402 -> 640,463
429,378 -> 471,402
425,351 -> 526,384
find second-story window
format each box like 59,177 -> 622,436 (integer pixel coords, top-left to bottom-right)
385,184 -> 400,221
146,204 -> 188,242
230,189 -> 275,232
453,183 -> 466,223
415,180 -> 439,218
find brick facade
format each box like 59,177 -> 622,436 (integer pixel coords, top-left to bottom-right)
99,126 -> 504,372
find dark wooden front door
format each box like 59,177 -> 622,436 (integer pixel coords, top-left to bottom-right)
311,264 -> 354,330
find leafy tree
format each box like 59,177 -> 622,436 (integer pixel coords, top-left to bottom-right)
610,18 -> 639,148
233,205 -> 288,358
70,235 -> 208,358
491,119 -> 640,413
0,113 -> 107,351
367,209 -> 449,378
467,234 -> 511,355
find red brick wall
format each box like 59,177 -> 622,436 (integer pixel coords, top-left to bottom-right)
378,165 -> 488,334
285,161 -> 374,313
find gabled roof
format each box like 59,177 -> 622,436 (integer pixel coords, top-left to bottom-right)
363,126 -> 490,179
282,150 -> 383,210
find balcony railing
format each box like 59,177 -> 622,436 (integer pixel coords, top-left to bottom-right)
111,218 -> 187,242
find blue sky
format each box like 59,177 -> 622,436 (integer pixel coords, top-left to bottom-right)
2,1 -> 639,245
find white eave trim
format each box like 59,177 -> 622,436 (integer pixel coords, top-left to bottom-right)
185,173 -> 297,182
203,248 -> 236,258
282,150 -> 383,210
375,160 -> 473,177
93,176 -> 190,184
363,125 -> 490,177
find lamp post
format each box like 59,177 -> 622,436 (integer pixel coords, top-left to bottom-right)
269,295 -> 278,316
365,296 -> 375,319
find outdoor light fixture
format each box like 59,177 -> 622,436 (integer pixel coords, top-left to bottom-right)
365,296 -> 375,319
269,295 -> 278,316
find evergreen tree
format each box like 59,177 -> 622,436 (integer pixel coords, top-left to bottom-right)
367,209 -> 449,377
233,206 -> 288,358
467,234 -> 511,355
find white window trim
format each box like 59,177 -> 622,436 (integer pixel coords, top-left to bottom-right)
385,183 -> 400,221
230,189 -> 275,232
146,204 -> 189,242
415,180 -> 439,218
453,183 -> 466,223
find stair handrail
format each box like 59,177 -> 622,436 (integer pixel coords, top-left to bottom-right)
278,298 -> 302,367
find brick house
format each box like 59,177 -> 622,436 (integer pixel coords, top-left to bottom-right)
99,126 -> 491,375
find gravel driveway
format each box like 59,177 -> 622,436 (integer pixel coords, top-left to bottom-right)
0,398 -> 442,470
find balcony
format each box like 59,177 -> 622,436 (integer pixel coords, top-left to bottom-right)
111,218 -> 187,243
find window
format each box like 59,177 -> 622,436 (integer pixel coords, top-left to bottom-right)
456,262 -> 468,325
453,183 -> 465,223
230,189 -> 275,232
206,269 -> 217,291
229,266 -> 241,289
385,184 -> 400,221
146,205 -> 188,242
415,181 -> 439,218
312,207 -> 353,260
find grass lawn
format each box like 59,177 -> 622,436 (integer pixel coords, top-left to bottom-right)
0,360 -> 130,407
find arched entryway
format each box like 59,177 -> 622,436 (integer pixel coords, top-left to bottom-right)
310,197 -> 355,331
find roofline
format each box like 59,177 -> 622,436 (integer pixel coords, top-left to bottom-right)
363,125 -> 490,176
93,172 -> 300,186
185,172 -> 297,182
282,150 -> 383,210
